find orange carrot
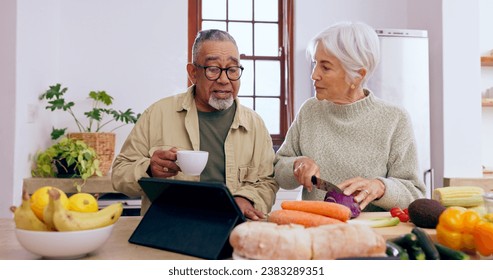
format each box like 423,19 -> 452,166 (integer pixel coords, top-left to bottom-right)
281,200 -> 351,222
267,209 -> 344,227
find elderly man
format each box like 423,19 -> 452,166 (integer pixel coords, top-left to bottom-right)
112,29 -> 278,220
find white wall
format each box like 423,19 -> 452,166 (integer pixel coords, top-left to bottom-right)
442,0 -> 482,179
0,0 -> 17,218
15,0 -> 62,220
6,0 -> 188,218
480,0 -> 493,170
407,0 -> 443,190
57,0 -> 189,153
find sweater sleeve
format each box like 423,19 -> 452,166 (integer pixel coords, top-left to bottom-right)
274,104 -> 306,190
370,111 -> 426,210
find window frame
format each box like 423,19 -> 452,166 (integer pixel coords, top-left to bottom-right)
188,0 -> 294,147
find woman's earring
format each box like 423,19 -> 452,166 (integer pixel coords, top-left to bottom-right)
350,84 -> 356,90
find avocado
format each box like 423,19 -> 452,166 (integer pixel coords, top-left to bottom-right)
408,198 -> 446,229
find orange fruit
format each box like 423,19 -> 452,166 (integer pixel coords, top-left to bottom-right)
30,186 -> 69,221
68,193 -> 98,212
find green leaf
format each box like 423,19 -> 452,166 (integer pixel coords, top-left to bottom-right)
84,108 -> 103,121
111,108 -> 139,124
51,127 -> 67,140
66,156 -> 76,166
89,90 -> 113,106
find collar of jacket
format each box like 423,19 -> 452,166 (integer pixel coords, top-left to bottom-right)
177,85 -> 252,132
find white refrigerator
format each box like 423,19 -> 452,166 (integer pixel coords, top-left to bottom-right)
367,29 -> 433,197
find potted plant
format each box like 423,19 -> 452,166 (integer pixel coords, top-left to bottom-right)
39,83 -> 140,175
31,137 -> 103,192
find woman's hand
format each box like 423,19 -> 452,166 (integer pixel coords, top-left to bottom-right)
338,177 -> 385,210
293,157 -> 320,192
149,147 -> 181,177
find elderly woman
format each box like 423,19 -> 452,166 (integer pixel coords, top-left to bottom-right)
274,21 -> 426,211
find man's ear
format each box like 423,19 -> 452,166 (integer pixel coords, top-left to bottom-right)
186,63 -> 197,85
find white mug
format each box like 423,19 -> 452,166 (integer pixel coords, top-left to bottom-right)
176,150 -> 209,176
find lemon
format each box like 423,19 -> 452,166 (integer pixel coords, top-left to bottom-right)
68,193 -> 99,212
30,186 -> 69,221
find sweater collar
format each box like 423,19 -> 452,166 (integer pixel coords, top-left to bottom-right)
320,89 -> 377,117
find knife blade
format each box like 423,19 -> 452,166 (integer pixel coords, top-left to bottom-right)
311,175 -> 343,193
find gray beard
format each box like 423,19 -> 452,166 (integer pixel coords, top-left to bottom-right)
209,95 -> 234,111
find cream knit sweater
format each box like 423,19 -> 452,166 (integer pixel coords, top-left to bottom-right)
274,91 -> 426,211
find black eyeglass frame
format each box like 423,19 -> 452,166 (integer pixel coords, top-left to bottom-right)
193,63 -> 244,81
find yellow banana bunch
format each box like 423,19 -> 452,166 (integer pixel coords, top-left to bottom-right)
48,188 -> 123,231
11,188 -> 123,232
10,190 -> 50,231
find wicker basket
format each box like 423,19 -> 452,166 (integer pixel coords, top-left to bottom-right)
67,132 -> 115,176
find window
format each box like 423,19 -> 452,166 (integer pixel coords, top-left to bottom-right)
188,0 -> 294,147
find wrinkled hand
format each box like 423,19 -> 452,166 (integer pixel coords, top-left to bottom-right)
292,157 -> 320,192
338,177 -> 385,210
149,147 -> 181,178
235,197 -> 265,221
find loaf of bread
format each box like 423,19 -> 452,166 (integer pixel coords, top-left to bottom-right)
308,223 -> 387,259
229,221 -> 386,260
229,222 -> 312,259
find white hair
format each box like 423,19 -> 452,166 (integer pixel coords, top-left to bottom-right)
307,21 -> 380,87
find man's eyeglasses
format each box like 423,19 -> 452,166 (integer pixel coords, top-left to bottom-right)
194,64 -> 244,81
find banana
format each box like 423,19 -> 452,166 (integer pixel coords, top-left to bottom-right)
49,188 -> 123,231
42,189 -> 57,231
11,189 -> 50,231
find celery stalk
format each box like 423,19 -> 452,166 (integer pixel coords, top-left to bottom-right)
348,217 -> 400,228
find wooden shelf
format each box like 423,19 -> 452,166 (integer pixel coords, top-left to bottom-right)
23,175 -> 115,194
443,177 -> 493,192
483,98 -> 493,107
481,56 -> 493,66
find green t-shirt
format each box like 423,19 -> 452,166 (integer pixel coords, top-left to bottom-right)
198,102 -> 236,183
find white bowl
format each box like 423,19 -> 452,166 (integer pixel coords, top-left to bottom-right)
15,224 -> 114,259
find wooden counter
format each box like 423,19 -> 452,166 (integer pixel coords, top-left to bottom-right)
0,212 -> 434,260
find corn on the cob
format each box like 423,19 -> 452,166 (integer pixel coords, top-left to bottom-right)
433,186 -> 484,207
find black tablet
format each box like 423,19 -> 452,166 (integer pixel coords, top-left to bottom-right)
128,178 -> 246,259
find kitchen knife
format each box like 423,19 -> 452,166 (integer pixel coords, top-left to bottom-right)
311,175 -> 343,193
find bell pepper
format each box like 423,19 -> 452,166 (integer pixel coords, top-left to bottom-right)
436,207 -> 480,251
473,221 -> 493,256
